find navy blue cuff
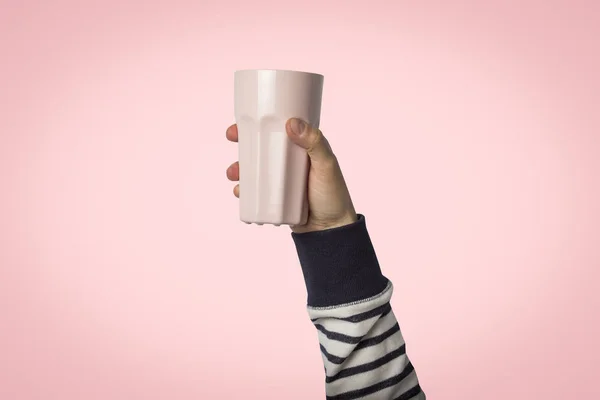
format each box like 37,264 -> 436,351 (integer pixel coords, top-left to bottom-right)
291,215 -> 388,308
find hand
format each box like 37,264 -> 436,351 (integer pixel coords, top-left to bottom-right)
226,118 -> 357,233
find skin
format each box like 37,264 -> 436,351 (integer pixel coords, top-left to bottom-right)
226,118 -> 358,233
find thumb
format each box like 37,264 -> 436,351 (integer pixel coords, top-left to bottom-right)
286,118 -> 334,163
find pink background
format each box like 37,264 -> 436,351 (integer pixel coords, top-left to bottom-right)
1,0 -> 599,399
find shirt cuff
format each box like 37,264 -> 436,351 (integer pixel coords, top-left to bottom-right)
291,214 -> 389,308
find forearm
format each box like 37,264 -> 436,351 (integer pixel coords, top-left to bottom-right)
292,215 -> 425,400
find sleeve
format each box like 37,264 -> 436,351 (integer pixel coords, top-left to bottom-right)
292,215 -> 426,400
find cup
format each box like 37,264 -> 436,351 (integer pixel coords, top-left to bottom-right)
234,69 -> 324,226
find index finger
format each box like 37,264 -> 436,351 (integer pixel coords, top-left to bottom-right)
226,124 -> 238,142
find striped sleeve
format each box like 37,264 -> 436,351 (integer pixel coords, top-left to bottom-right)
292,215 -> 425,400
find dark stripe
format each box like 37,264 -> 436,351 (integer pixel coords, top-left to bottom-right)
311,303 -> 392,323
393,385 -> 423,400
355,323 -> 401,350
320,344 -> 347,364
325,344 -> 406,383
326,362 -> 415,400
315,324 -> 362,344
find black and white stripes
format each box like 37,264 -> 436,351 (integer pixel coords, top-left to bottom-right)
308,284 -> 424,400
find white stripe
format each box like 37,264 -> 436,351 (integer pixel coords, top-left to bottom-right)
315,312 -> 385,340
363,310 -> 401,340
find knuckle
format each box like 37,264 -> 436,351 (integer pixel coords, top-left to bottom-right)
307,127 -> 323,147
307,128 -> 331,153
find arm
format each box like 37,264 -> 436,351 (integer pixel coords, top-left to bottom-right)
225,118 -> 425,399
293,215 -> 425,400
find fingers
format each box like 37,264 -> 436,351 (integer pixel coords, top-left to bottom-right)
226,126 -> 239,197
285,118 -> 335,164
226,161 -> 239,181
226,124 -> 238,142
227,162 -> 240,197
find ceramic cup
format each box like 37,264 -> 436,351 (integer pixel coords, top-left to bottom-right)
234,69 -> 324,226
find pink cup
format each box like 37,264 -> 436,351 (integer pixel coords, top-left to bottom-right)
234,69 -> 324,226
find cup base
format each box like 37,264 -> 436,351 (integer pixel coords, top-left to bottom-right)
240,216 -> 305,227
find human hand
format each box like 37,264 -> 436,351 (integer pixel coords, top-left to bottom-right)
226,118 -> 357,233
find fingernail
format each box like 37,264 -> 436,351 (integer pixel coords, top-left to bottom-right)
290,119 -> 306,135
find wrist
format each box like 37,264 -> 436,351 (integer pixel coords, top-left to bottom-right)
292,211 -> 358,233
314,211 -> 358,231
325,211 -> 358,229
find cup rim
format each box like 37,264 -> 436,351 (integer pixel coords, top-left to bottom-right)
234,69 -> 323,78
